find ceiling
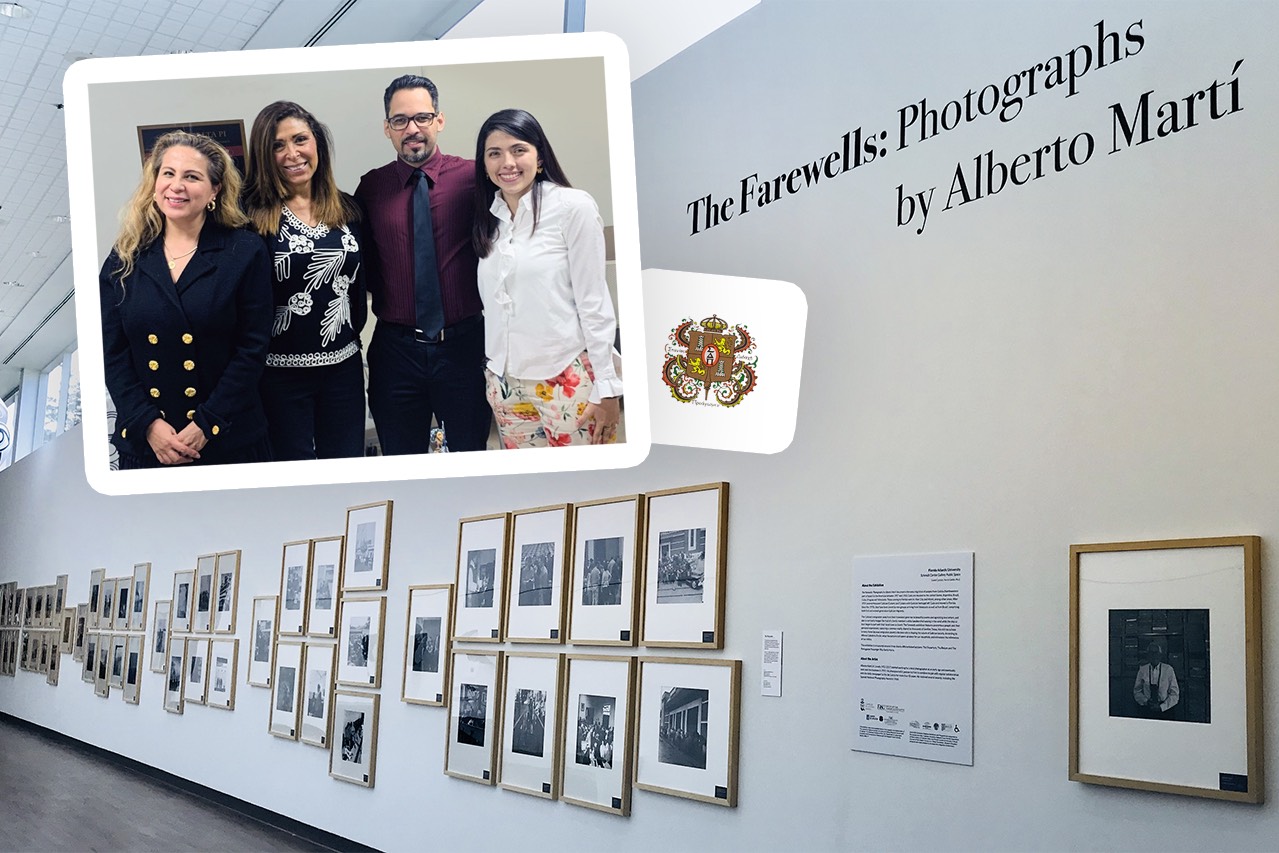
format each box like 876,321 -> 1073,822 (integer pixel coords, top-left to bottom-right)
0,0 -> 759,398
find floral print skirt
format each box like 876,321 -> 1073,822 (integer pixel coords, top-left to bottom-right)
485,352 -> 601,448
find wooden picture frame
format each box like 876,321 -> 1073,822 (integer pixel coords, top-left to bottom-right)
88,569 -> 105,630
192,554 -> 217,634
307,536 -> 343,638
98,578 -> 115,631
171,569 -> 194,633
330,690 -> 380,788
45,633 -> 60,685
402,584 -> 453,706
129,562 -> 150,632
211,551 -> 240,634
149,600 -> 171,673
33,584 -> 45,629
82,632 -> 99,684
445,650 -> 503,785
336,596 -> 386,688
568,495 -> 643,646
505,504 -> 571,643
108,634 -> 128,688
277,540 -> 310,636
560,654 -> 636,816
163,642 -> 185,714
207,638 -> 238,710
53,575 -> 68,626
452,513 -> 510,642
112,578 -> 131,631
247,596 -> 277,688
73,603 -> 88,662
269,640 -> 304,740
300,642 -> 336,748
1069,535 -> 1263,803
499,652 -> 565,799
183,637 -> 210,706
640,483 -> 729,649
122,635 -> 144,705
94,633 -> 110,697
60,608 -> 74,652
342,500 -> 393,593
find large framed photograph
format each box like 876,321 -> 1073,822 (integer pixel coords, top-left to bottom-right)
247,596 -> 277,688
402,585 -> 452,706
453,513 -> 510,642
1069,536 -> 1263,802
330,690 -> 380,788
149,600 -> 171,673
568,495 -> 642,646
207,638 -> 238,710
505,505 -> 571,643
307,536 -> 343,638
212,550 -> 240,634
129,562 -> 150,632
163,642 -> 185,714
183,636 -> 210,706
192,554 -> 217,634
337,596 -> 386,688
343,501 -> 393,593
88,569 -> 105,630
635,657 -> 741,806
269,641 -> 304,740
122,635 -> 144,705
277,540 -> 310,636
170,569 -> 194,633
640,483 -> 729,649
445,650 -> 503,785
301,643 -> 336,748
560,654 -> 636,815
499,652 -> 565,799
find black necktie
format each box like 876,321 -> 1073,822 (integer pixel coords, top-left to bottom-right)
411,169 -> 444,338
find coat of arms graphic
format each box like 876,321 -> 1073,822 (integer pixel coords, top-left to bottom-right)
661,314 -> 758,407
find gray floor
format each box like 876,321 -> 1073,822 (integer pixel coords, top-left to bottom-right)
0,717 -> 336,852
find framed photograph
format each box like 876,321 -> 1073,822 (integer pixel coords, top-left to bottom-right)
499,653 -> 565,799
82,632 -> 99,684
183,637 -> 210,706
60,608 -> 74,651
207,638 -> 238,710
45,634 -> 60,685
307,536 -> 342,638
88,569 -> 105,629
94,634 -> 110,697
164,643 -> 185,714
635,657 -> 741,806
54,575 -> 68,625
113,578 -> 131,631
38,632 -> 50,673
212,551 -> 240,634
108,634 -> 128,689
445,650 -> 503,785
1070,536 -> 1263,802
129,562 -> 150,632
192,554 -> 216,634
32,584 -> 44,628
277,540 -> 310,636
138,119 -> 246,175
505,505 -> 571,643
343,500 -> 393,593
247,596 -> 277,688
122,635 -> 144,705
568,495 -> 642,646
453,513 -> 510,642
269,641 -> 304,740
171,569 -> 194,633
402,585 -> 452,706
300,643 -> 336,747
640,483 -> 729,649
98,578 -> 115,630
46,586 -> 56,630
20,587 -> 31,628
330,690 -> 380,788
150,600 -> 171,673
73,604 -> 88,662
560,654 -> 636,815
337,596 -> 386,688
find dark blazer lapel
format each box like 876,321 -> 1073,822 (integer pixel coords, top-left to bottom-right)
137,240 -> 188,318
174,219 -> 230,296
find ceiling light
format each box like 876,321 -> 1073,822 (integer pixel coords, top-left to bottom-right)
0,4 -> 31,19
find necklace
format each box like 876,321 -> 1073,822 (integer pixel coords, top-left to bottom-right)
165,243 -> 198,270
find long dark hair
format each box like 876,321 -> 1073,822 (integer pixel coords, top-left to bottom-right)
471,109 -> 571,258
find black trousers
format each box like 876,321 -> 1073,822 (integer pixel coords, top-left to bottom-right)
260,355 -> 367,461
366,316 -> 492,454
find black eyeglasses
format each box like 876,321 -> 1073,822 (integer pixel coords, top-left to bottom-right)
387,112 -> 438,130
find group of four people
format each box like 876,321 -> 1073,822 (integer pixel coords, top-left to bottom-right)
100,74 -> 621,468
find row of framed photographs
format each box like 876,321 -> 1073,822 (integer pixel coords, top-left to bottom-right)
80,632 -> 144,703
167,551 -> 240,635
88,565 -> 149,634
452,482 -> 729,649
444,652 -> 741,813
5,628 -> 65,682
161,635 -> 239,713
1,576 -> 69,632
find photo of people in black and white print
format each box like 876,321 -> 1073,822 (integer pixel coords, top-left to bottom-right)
1108,609 -> 1210,724
214,656 -> 229,693
575,693 -> 615,769
582,536 -> 623,606
518,542 -> 554,606
511,688 -> 547,757
457,683 -> 488,747
341,709 -> 365,763
347,617 -> 370,667
276,665 -> 296,712
167,654 -> 181,693
353,521 -> 376,573
656,528 -> 707,604
412,616 -> 441,674
314,565 -> 334,611
306,669 -> 326,719
658,686 -> 709,769
466,548 -> 496,608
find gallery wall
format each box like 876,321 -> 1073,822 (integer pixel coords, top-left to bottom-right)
2,1 -> 1279,851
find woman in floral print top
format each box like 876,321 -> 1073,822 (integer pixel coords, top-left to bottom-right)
243,101 -> 368,460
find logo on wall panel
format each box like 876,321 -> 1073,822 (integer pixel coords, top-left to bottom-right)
661,315 -> 757,407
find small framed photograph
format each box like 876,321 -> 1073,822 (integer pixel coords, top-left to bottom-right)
568,495 -> 642,646
640,483 -> 729,649
73,604 -> 88,662
164,643 -> 185,714
499,652 -> 565,799
445,650 -> 503,785
192,554 -> 216,634
277,540 -> 310,636
113,578 -> 131,630
122,635 -> 144,705
247,596 -> 277,688
300,643 -> 336,747
45,635 -> 60,685
402,585 -> 452,706
129,562 -> 150,632
150,600 -> 171,673
183,637 -> 210,706
171,569 -> 194,633
212,551 -> 240,634
307,536 -> 342,638
94,634 -> 111,697
330,690 -> 380,788
337,596 -> 386,688
60,608 -> 74,651
560,654 -> 636,815
505,505 -> 571,643
88,569 -> 105,629
343,500 -> 393,593
108,634 -> 128,688
269,641 -> 304,739
635,657 -> 741,806
453,513 -> 510,642
54,575 -> 68,624
98,579 -> 115,630
1070,536 -> 1263,802
33,584 -> 44,628
207,638 -> 238,710
82,633 -> 99,684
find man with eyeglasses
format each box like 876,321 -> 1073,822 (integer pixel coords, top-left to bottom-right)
354,74 -> 491,454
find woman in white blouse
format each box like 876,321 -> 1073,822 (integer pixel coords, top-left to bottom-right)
471,109 -> 621,448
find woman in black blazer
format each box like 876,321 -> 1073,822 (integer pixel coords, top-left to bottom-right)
100,130 -> 273,468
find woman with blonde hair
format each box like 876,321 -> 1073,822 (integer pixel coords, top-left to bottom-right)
100,130 -> 273,468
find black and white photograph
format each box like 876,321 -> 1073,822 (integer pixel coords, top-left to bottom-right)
249,596 -> 278,688
270,641 -> 304,737
466,548 -> 496,609
83,635 -> 97,683
189,652 -> 203,686
575,693 -> 616,769
217,572 -> 233,613
89,578 -> 100,619
254,620 -> 272,662
337,597 -> 385,687
285,565 -> 303,612
197,573 -> 212,614
278,541 -> 309,636
208,639 -> 238,710
212,551 -> 240,633
301,643 -> 336,746
214,656 -> 229,693
582,537 -> 624,606
343,501 -> 393,593
403,585 -> 452,706
341,709 -> 365,762
175,580 -> 189,619
276,665 -> 296,713
658,686 -> 710,769
314,565 -> 334,611
167,654 -> 181,693
1106,609 -> 1211,724
501,653 -> 562,796
457,683 -> 488,747
347,617 -> 370,667
112,640 -> 125,681
133,580 -> 145,616
412,616 -> 441,674
127,650 -> 139,686
656,528 -> 707,604
307,670 -> 327,720
114,580 -> 128,626
353,522 -> 375,574
129,564 -> 149,631
329,690 -> 380,787
641,484 -> 729,648
511,688 -> 547,757
518,542 -> 555,607
101,584 -> 113,624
